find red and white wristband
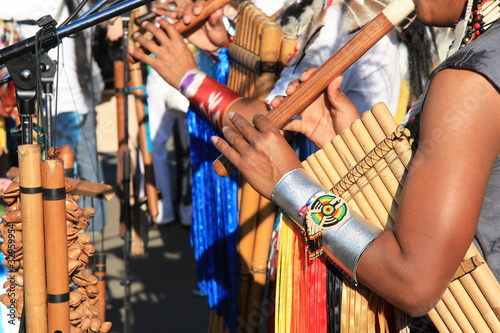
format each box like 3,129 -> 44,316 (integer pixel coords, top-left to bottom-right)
178,68 -> 243,130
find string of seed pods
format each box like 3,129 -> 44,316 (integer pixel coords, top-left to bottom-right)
0,178 -> 112,332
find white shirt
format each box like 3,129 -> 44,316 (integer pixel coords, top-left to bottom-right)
0,0 -> 98,115
266,3 -> 401,115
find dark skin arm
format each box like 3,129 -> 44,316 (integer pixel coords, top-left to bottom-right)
212,68 -> 500,316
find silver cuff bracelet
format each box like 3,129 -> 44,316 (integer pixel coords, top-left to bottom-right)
271,168 -> 325,225
322,209 -> 382,283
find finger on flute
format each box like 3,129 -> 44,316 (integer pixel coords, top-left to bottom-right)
340,126 -> 398,227
129,0 -> 235,63
350,118 -> 403,204
331,134 -> 392,229
322,141 -> 378,223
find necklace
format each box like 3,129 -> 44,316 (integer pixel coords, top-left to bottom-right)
447,0 -> 500,56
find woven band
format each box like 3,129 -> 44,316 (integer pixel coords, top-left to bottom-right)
178,68 -> 243,129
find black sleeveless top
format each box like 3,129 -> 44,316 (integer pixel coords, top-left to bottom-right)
413,21 -> 500,280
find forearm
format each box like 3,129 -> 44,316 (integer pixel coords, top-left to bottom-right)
178,68 -> 268,130
272,168 -> 382,282
271,168 -> 452,316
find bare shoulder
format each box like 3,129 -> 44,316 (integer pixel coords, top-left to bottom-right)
421,68 -> 500,159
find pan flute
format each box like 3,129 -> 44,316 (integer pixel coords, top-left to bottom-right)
227,1 -> 297,101
275,102 -> 500,332
214,2 -> 298,332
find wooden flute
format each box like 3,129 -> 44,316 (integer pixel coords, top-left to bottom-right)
212,0 -> 416,177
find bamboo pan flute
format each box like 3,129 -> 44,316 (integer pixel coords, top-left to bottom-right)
302,102 -> 500,333
208,2 -> 297,331
212,0 -> 417,177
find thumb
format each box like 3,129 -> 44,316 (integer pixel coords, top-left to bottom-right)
327,76 -> 357,112
208,10 -> 223,27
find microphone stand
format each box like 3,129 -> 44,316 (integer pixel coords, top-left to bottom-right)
0,0 -> 153,144
0,0 -> 153,331
40,53 -> 56,150
120,12 -> 134,333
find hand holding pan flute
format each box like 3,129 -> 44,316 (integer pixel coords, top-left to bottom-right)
270,69 -> 362,148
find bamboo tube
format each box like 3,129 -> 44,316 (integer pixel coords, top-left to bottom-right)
371,103 -> 413,167
227,1 -> 244,90
313,149 -> 363,214
339,127 -> 397,228
230,1 -> 248,94
114,61 -> 127,148
237,180 -> 260,319
244,9 -> 262,97
321,141 -> 377,221
464,245 -> 500,319
302,160 -> 320,184
458,274 -> 500,332
42,159 -> 70,333
305,154 -> 334,189
361,111 -> 408,182
325,140 -> 383,226
58,144 -> 75,178
18,144 -> 47,332
447,278 -> 491,332
128,60 -> 159,222
433,299 -> 463,332
349,118 -> 403,203
441,287 -> 474,332
427,307 -> 452,333
279,36 -> 298,66
237,6 -> 252,96
94,253 -> 107,321
247,12 -> 264,98
244,196 -> 276,331
213,0 -> 416,176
